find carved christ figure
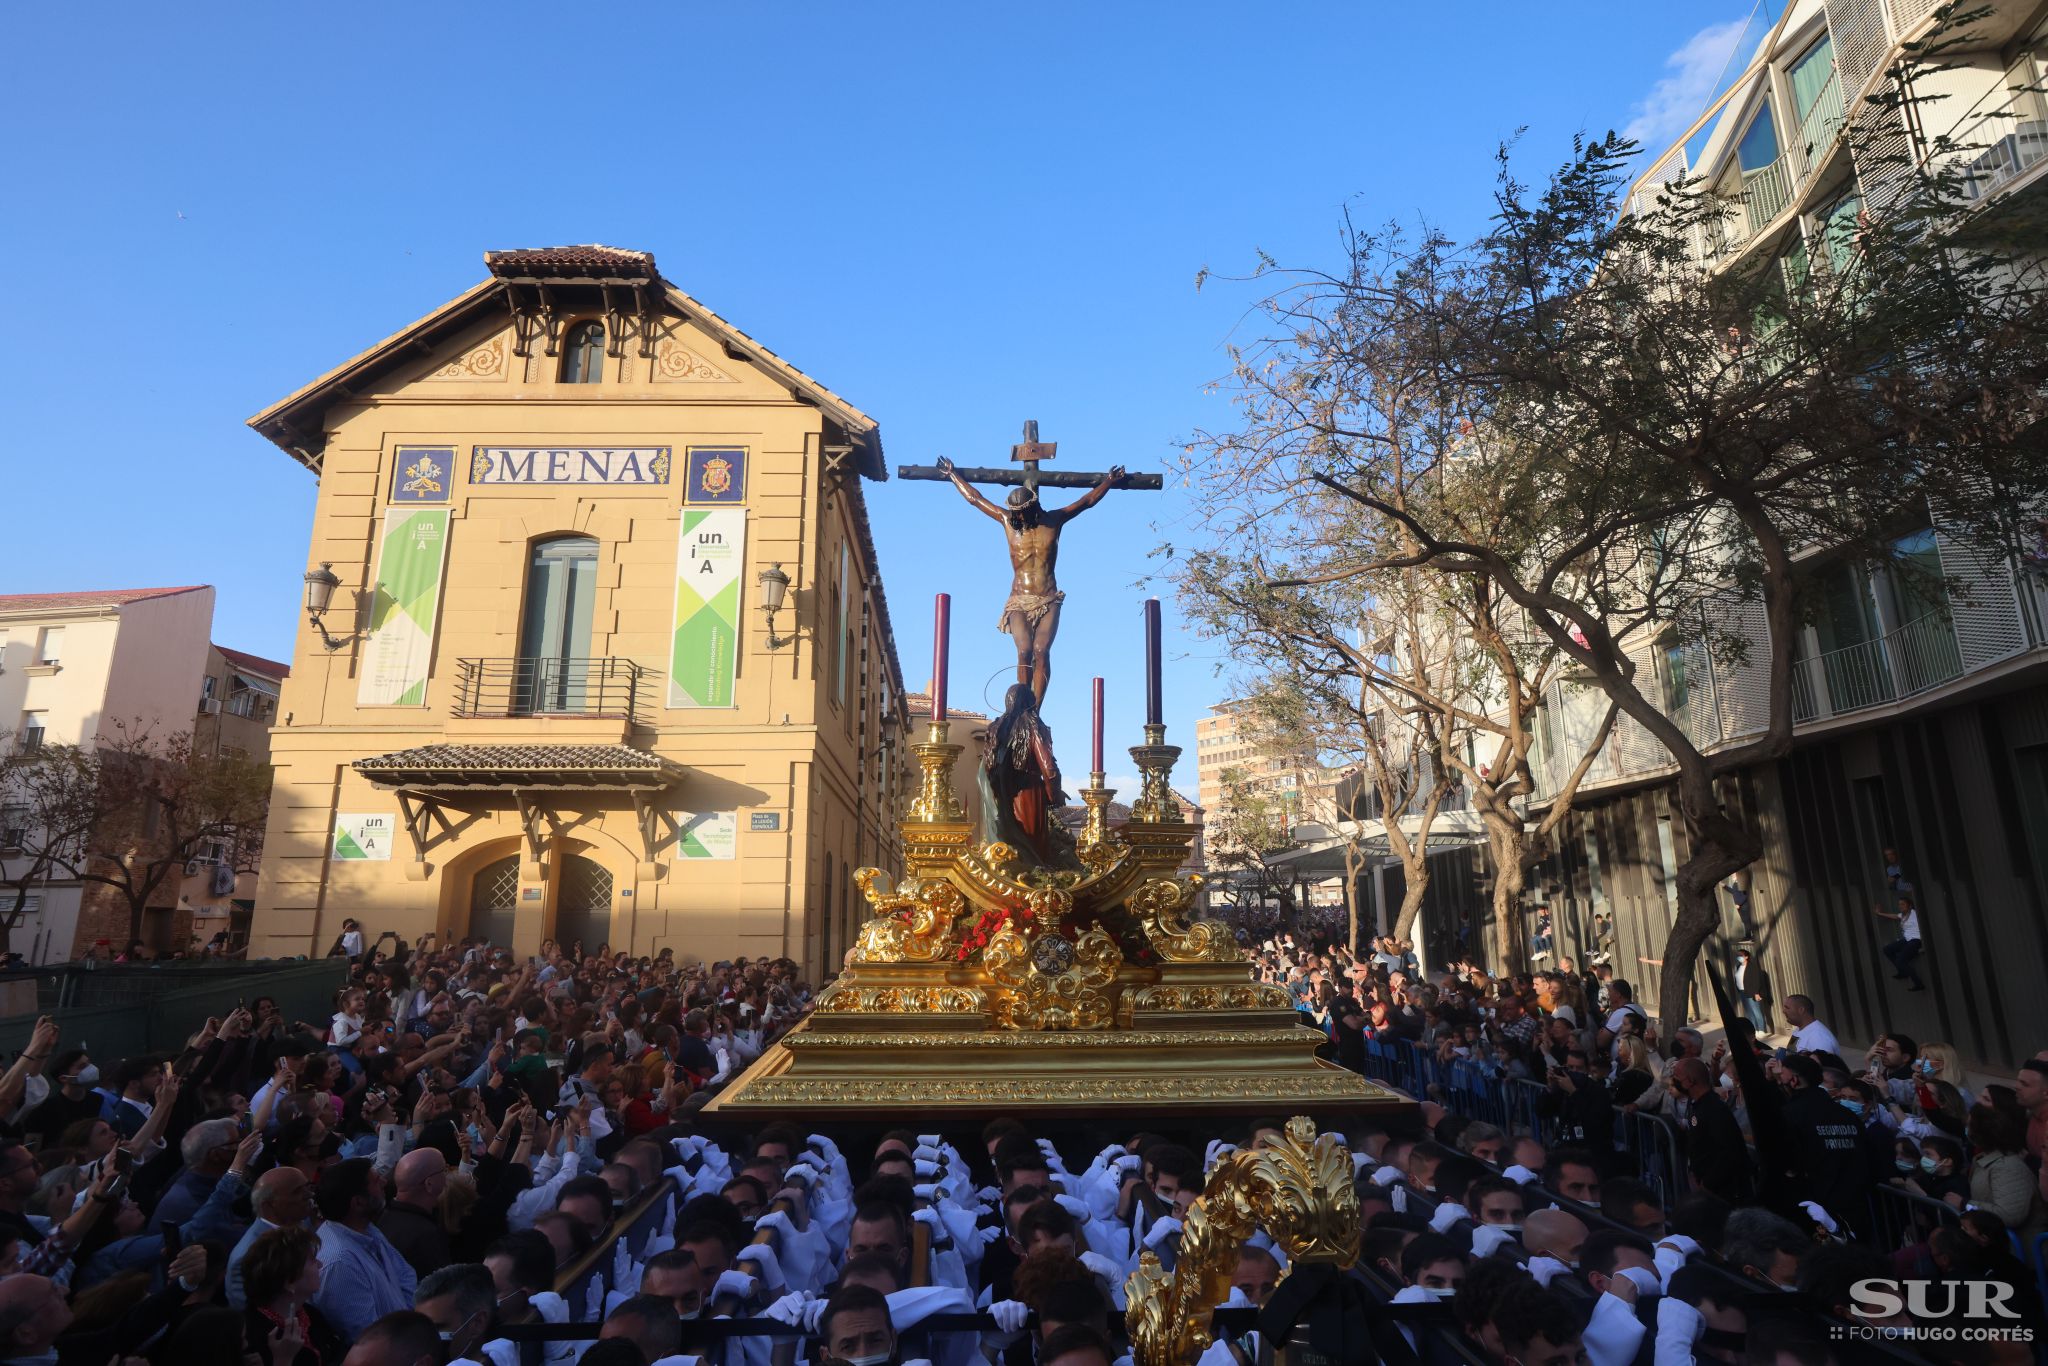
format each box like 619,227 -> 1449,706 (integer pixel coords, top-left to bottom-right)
935,456 -> 1125,703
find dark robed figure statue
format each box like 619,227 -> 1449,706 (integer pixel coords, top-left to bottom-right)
978,684 -> 1078,868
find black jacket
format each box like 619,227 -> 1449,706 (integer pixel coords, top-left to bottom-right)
1776,1087 -> 1875,1234
378,1199 -> 451,1279
1684,1089 -> 1755,1204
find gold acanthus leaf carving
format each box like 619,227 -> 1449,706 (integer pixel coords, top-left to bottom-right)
744,1076 -> 1366,1104
847,867 -> 964,963
1126,983 -> 1296,1012
1126,1117 -> 1360,1366
811,984 -> 984,1015
1127,874 -> 1238,963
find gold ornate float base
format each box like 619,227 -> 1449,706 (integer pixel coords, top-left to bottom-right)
704,725 -> 1411,1126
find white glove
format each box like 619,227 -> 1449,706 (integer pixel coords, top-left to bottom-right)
1115,1153 -> 1143,1176
735,1243 -> 787,1293
914,1182 -> 956,1205
1502,1164 -> 1542,1185
1429,1202 -> 1468,1234
1053,1193 -> 1090,1220
976,1184 -> 1001,1204
977,1225 -> 1004,1246
1036,1138 -> 1069,1171
1204,1140 -> 1238,1168
763,1290 -> 815,1326
912,1207 -> 943,1231
1080,1251 -> 1125,1283
1196,1339 -> 1242,1366
1369,1165 -> 1404,1187
806,1133 -> 841,1161
1221,1287 -> 1252,1309
917,1133 -> 943,1147
754,1209 -> 796,1241
915,1158 -> 941,1178
914,1144 -> 946,1164
672,1135 -> 705,1159
1143,1216 -> 1184,1249
782,1164 -> 817,1190
1097,1143 -> 1128,1165
713,1268 -> 757,1303
987,1299 -> 1030,1334
1352,1153 -> 1375,1177
800,1298 -> 829,1333
1799,1200 -> 1839,1235
787,1151 -> 825,1174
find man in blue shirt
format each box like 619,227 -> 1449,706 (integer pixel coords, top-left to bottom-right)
313,1158 -> 418,1341
148,1118 -> 239,1234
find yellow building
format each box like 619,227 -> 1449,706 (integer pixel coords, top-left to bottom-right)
248,246 -> 910,979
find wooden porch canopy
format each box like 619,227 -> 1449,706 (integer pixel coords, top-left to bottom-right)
351,743 -> 685,866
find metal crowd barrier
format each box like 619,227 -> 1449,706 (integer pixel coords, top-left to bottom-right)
1866,1180 -> 1963,1251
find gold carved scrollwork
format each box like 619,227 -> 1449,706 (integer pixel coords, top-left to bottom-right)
812,984 -> 985,1014
1126,983 -> 1296,1013
1125,1117 -> 1360,1366
848,867 -> 965,964
1127,875 -> 1237,963
982,881 -> 1123,1031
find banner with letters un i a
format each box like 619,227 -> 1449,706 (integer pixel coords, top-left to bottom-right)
669,508 -> 745,708
358,509 -> 451,706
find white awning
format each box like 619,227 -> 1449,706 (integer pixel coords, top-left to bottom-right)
230,672 -> 281,699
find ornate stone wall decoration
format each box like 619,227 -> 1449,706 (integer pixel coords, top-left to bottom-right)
425,336 -> 507,381
654,337 -> 739,384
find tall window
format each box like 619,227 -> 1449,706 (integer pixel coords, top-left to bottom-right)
518,537 -> 600,712
560,321 -> 606,384
1789,33 -> 1842,159
35,628 -> 62,665
18,712 -> 47,752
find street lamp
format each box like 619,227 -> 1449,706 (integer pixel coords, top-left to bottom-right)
757,563 -> 796,650
302,562 -> 363,652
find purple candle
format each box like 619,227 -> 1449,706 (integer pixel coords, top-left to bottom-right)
931,594 -> 951,723
1091,676 -> 1105,773
1143,598 -> 1163,726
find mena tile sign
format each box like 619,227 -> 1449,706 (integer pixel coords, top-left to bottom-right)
469,446 -> 671,485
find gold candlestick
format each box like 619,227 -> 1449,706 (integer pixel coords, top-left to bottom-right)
906,719 -> 966,822
1127,723 -> 1183,823
1078,774 -> 1116,852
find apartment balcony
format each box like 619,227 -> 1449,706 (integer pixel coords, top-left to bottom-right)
1528,556 -> 2047,802
450,657 -> 647,724
1954,86 -> 2048,203
1789,611 -> 1965,722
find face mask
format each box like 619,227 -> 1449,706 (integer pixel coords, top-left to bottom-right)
1497,1223 -> 1522,1234
1897,1159 -> 1918,1173
834,1355 -> 892,1366
1840,1099 -> 1865,1116
66,1065 -> 100,1087
1423,1286 -> 1456,1299
1921,1155 -> 1942,1174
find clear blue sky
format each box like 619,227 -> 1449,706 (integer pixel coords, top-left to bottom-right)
2,3 -> 1748,793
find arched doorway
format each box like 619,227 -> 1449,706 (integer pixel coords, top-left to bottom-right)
469,854 -> 520,947
555,854 -> 614,956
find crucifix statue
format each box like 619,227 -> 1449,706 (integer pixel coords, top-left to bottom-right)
900,421 -> 1161,704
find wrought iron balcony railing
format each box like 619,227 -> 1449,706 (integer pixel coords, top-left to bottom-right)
451,657 -> 645,719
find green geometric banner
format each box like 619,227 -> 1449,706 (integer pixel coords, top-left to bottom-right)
669,508 -> 744,708
358,508 -> 450,706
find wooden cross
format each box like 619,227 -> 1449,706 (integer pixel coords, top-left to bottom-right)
898,419 -> 1164,497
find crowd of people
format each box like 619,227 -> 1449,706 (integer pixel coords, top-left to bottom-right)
0,923 -> 2035,1366
1257,929 -> 2048,1363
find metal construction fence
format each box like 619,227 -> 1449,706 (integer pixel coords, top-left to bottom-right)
0,958 -> 349,1061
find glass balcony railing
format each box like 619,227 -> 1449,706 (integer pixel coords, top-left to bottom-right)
1743,159 -> 1794,234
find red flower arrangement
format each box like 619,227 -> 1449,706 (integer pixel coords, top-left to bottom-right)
955,904 -> 1037,962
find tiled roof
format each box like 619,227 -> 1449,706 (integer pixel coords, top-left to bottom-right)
216,645 -> 290,679
0,586 -> 207,613
355,744 -> 682,789
482,245 -> 656,280
903,692 -> 990,722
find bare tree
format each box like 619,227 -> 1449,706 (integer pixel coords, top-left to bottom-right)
1,724 -> 273,950
1179,23 -> 2048,1026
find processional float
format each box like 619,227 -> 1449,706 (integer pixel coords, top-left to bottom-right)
705,423 -> 1412,1363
